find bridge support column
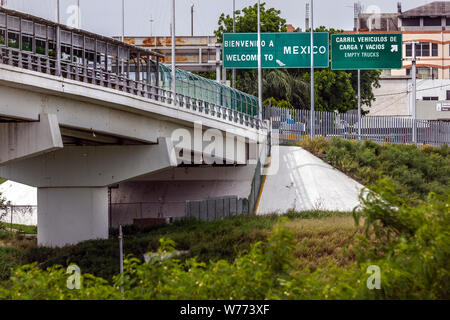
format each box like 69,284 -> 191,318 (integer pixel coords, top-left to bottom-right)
37,187 -> 108,247
0,137 -> 178,247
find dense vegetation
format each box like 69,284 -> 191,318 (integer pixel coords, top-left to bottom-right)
0,139 -> 448,299
0,211 -> 353,282
0,182 -> 448,299
299,138 -> 450,206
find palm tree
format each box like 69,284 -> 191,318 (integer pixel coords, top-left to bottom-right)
263,69 -> 309,108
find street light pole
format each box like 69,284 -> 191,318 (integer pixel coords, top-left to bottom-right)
56,0 -> 60,24
171,0 -> 176,106
232,0 -> 236,89
411,42 -> 417,143
310,0 -> 315,139
121,0 -> 125,74
257,0 -> 262,122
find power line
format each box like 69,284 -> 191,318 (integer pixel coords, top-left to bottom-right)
375,82 -> 450,97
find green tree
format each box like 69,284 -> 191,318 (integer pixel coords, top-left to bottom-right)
214,3 -> 287,42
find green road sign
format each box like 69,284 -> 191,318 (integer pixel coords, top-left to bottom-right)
331,33 -> 403,70
223,32 -> 329,69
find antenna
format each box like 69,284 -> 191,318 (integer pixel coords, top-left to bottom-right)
149,15 -> 154,37
305,3 -> 310,31
191,2 -> 194,36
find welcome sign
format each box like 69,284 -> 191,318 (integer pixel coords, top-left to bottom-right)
223,32 -> 329,69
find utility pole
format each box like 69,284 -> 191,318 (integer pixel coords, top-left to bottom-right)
190,3 -> 194,37
232,0 -> 236,89
56,0 -> 61,76
411,41 -> 418,143
171,0 -> 176,106
78,0 -> 81,29
121,0 -> 125,74
119,225 -> 124,293
356,4 -> 361,140
310,0 -> 315,139
56,0 -> 60,23
257,0 -> 262,121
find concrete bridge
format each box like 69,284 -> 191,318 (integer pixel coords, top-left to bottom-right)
0,7 -> 268,246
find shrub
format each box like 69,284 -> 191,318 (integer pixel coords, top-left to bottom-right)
1,183 -> 448,300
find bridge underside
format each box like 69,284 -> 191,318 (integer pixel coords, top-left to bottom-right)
0,75 -> 264,246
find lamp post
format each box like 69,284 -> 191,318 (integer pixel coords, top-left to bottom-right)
171,0 -> 176,106
257,0 -> 262,122
232,0 -> 236,88
310,0 -> 314,139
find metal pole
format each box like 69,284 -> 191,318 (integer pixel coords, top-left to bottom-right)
78,0 -> 80,28
310,0 -> 315,139
56,0 -> 61,76
171,0 -> 176,106
232,0 -> 236,89
357,13 -> 361,140
119,225 -> 124,293
358,71 -> 361,139
56,0 -> 60,23
412,42 -> 417,143
121,0 -> 124,74
257,0 -> 262,121
191,3 -> 194,37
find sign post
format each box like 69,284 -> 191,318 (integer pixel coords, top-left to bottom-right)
310,0 -> 315,139
223,32 -> 329,69
331,33 -> 403,70
332,33 -> 402,140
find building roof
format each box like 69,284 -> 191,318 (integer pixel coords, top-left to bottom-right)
400,1 -> 450,18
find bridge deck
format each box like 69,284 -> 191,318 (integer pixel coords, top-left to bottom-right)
0,7 -> 261,130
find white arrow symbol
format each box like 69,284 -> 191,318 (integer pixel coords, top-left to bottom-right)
391,45 -> 398,52
276,59 -> 286,67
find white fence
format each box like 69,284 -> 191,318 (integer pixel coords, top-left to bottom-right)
265,107 -> 450,147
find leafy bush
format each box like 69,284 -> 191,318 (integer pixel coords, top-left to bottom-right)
0,183 -> 448,300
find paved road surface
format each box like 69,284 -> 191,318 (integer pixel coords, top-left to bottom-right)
257,146 -> 364,215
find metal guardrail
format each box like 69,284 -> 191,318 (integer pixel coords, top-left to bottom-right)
0,46 -> 262,129
266,106 -> 450,147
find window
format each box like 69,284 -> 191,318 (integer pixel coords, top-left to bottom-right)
447,90 -> 450,101
423,17 -> 442,26
21,35 -> 33,52
406,42 -> 432,57
423,97 -> 439,101
447,18 -> 450,26
432,43 -> 438,57
402,18 -> 420,26
7,32 -> 19,49
421,43 -> 430,56
36,39 -> 46,55
406,43 -> 412,57
408,67 -> 439,79
48,41 -> 56,57
0,29 -> 5,46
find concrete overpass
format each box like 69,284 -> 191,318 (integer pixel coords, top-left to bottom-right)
0,7 -> 268,247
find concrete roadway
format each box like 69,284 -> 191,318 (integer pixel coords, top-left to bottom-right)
257,146 -> 364,215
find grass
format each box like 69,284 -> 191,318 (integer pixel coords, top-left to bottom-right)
297,137 -> 450,206
0,223 -> 37,234
0,178 -> 6,185
0,211 -> 358,281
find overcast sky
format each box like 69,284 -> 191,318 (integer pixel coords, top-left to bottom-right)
4,0 -> 432,37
